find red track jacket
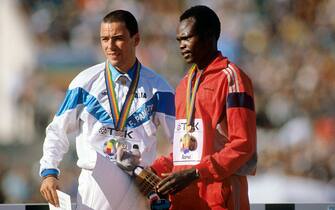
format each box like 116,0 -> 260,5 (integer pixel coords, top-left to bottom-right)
152,52 -> 257,210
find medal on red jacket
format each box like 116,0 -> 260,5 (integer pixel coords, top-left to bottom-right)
180,65 -> 203,152
181,133 -> 198,152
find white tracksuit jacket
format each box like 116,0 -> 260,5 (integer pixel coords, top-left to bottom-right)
39,61 -> 175,210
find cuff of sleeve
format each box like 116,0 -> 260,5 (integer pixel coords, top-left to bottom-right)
150,156 -> 173,178
41,168 -> 60,177
195,162 -> 212,179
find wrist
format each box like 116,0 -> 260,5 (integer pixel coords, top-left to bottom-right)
41,168 -> 59,177
42,174 -> 59,180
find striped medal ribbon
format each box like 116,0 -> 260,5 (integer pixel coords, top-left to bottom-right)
185,64 -> 203,132
180,64 -> 203,152
104,60 -> 141,135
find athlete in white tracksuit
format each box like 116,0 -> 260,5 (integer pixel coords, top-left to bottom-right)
39,10 -> 175,210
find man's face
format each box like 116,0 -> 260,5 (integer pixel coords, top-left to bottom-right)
176,17 -> 207,65
100,21 -> 139,72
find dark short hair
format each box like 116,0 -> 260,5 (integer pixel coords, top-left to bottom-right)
180,5 -> 221,41
102,10 -> 138,37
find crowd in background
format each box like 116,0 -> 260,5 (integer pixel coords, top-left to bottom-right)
0,0 -> 335,203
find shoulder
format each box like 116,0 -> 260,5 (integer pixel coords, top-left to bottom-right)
68,62 -> 105,89
211,56 -> 247,81
140,64 -> 174,93
224,61 -> 252,83
221,60 -> 253,94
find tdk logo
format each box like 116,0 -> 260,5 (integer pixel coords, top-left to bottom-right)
98,127 -> 133,139
176,122 -> 199,131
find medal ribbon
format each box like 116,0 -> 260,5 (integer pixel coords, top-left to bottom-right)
186,64 -> 203,128
104,60 -> 141,131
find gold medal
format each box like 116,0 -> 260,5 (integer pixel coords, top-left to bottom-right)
180,133 -> 197,151
180,65 -> 202,154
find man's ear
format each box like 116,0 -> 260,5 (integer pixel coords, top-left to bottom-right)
134,33 -> 140,46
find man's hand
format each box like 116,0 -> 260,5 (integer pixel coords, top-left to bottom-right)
40,176 -> 60,207
116,146 -> 141,174
156,168 -> 199,196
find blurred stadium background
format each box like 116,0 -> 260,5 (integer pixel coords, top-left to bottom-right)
0,0 -> 335,204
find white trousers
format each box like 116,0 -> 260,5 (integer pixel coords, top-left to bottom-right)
76,153 -> 149,210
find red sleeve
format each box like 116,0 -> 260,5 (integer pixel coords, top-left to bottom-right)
150,153 -> 173,178
196,65 -> 257,180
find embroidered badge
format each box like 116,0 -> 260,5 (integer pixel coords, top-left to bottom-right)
103,139 -> 117,158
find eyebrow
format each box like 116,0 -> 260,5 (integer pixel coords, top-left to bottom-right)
100,34 -> 125,38
176,34 -> 194,41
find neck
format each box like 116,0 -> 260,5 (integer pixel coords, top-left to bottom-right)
196,50 -> 218,70
113,58 -> 137,73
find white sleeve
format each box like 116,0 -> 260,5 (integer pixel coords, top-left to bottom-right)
39,89 -> 81,176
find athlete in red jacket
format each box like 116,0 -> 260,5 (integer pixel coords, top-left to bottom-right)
151,5 -> 257,210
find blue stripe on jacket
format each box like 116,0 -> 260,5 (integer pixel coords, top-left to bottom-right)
56,87 -> 175,128
56,88 -> 112,124
227,92 -> 254,111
